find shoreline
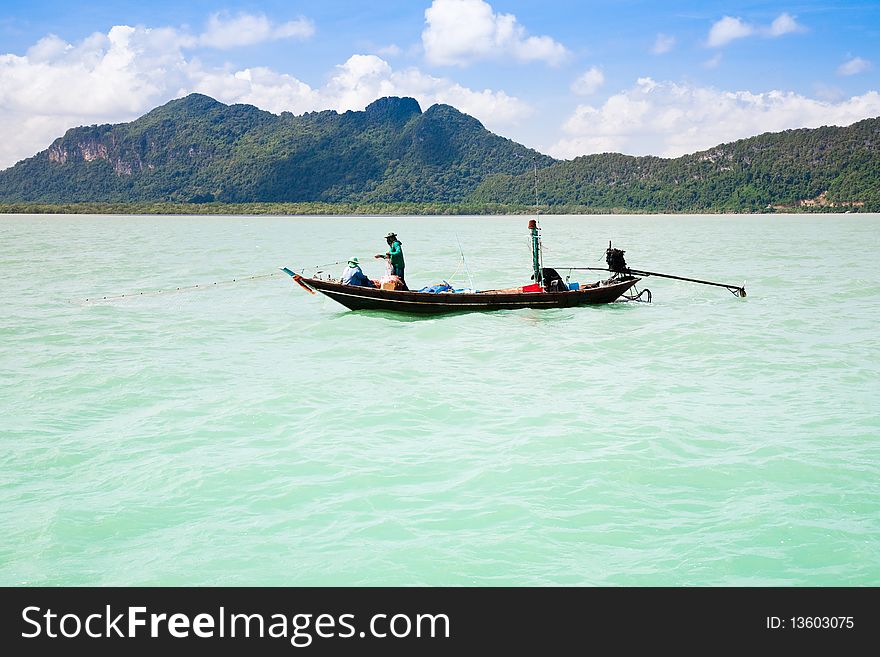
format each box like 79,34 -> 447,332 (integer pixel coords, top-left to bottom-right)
0,202 -> 869,216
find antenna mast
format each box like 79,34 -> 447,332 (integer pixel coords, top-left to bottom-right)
529,158 -> 543,287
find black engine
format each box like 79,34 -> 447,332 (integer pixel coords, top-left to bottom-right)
605,246 -> 629,273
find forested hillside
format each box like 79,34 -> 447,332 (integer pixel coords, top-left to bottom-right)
471,118 -> 880,212
1,94 -> 877,212
0,95 -> 550,204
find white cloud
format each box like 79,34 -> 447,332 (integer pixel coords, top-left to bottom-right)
197,54 -> 533,129
0,26 -> 191,118
191,66 -> 320,115
0,25 -> 531,169
707,13 -> 805,47
570,67 -> 604,95
549,77 -> 880,159
26,34 -> 73,62
652,33 -> 676,55
837,57 -> 871,76
707,16 -> 754,47
422,0 -> 568,66
768,13 -> 805,37
198,12 -> 314,49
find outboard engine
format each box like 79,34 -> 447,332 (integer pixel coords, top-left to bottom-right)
605,243 -> 629,273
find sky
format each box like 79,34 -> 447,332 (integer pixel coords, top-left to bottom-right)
1,0 -> 879,169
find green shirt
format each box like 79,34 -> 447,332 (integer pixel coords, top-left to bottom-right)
388,240 -> 404,268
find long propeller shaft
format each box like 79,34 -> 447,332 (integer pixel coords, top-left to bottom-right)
555,266 -> 746,297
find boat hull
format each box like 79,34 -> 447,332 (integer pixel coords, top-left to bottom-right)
290,274 -> 640,314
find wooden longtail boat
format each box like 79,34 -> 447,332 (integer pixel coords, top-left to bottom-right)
283,271 -> 640,314
282,219 -> 641,314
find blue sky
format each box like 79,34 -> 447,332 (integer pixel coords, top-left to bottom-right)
1,0 -> 878,168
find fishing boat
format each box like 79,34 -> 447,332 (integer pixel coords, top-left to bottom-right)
79,217 -> 741,311
283,220 -> 641,314
285,271 -> 640,313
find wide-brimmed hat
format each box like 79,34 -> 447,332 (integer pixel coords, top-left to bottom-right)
385,232 -> 397,240
348,257 -> 359,265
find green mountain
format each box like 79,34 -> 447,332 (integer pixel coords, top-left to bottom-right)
0,94 -> 551,204
471,118 -> 880,212
1,93 -> 878,211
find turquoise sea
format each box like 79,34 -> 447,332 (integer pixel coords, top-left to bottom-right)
1,213 -> 878,586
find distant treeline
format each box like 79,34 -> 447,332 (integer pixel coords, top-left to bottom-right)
0,202 -> 868,216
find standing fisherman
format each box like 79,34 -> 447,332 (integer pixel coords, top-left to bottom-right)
376,232 -> 406,289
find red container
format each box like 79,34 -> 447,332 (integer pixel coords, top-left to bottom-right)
521,283 -> 542,292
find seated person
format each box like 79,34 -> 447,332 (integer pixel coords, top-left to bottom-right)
541,267 -> 569,292
341,257 -> 375,287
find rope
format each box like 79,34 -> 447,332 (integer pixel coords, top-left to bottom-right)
297,260 -> 345,275
621,287 -> 652,303
75,270 -> 285,304
444,256 -> 464,285
455,234 -> 476,291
